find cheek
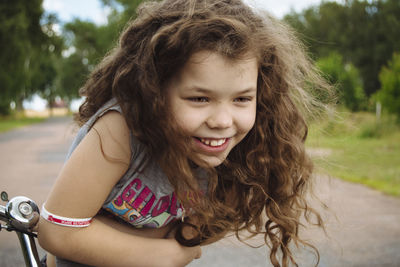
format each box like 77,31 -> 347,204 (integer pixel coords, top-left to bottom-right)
172,106 -> 203,133
237,108 -> 257,134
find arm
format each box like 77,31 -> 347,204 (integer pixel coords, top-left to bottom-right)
38,111 -> 200,267
93,213 -> 175,239
39,214 -> 199,267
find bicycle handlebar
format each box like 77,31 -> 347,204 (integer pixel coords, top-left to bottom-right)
1,191 -> 42,267
0,204 -> 6,220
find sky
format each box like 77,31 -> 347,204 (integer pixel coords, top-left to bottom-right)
43,0 -> 344,24
43,0 -> 110,25
29,0 -> 342,111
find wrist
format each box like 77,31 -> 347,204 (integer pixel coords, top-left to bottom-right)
163,238 -> 201,267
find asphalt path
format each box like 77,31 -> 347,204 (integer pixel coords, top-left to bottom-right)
0,117 -> 399,267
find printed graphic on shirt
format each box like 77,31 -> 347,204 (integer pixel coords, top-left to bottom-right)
103,178 -> 183,228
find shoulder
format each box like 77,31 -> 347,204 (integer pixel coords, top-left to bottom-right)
90,110 -> 131,164
94,110 -> 129,133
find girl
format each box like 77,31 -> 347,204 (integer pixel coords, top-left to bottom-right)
38,0 -> 329,266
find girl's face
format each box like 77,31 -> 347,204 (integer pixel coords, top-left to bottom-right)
167,51 -> 258,167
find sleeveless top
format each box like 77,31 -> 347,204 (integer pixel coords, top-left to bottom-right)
67,98 -> 208,229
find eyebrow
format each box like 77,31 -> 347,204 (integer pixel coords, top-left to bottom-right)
187,86 -> 257,95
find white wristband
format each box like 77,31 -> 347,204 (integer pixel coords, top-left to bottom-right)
41,204 -> 92,227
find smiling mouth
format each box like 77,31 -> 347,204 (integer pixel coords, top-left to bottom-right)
195,137 -> 228,147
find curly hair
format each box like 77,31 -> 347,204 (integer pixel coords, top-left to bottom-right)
76,0 -> 330,266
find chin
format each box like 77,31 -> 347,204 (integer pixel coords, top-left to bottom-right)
196,154 -> 225,167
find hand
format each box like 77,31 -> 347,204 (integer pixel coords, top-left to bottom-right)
178,240 -> 202,260
170,237 -> 202,266
165,221 -> 202,266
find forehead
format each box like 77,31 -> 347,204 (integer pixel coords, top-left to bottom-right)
177,50 -> 258,85
187,50 -> 257,68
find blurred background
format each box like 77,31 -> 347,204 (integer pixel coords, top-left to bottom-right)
0,0 -> 399,266
1,0 -> 398,196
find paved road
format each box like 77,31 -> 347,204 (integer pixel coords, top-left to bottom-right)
0,117 -> 399,267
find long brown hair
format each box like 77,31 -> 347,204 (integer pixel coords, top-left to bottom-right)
76,0 -> 330,266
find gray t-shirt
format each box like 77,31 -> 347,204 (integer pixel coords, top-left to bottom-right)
68,98 -> 209,228
56,99 -> 207,266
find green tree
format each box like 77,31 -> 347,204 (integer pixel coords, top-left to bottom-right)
63,20 -> 115,67
0,0 -> 62,115
375,53 -> 400,119
57,0 -> 145,103
100,0 -> 144,27
35,13 -> 64,110
56,53 -> 88,104
284,0 -> 400,97
56,19 -> 118,104
317,52 -> 366,111
0,0 -> 44,114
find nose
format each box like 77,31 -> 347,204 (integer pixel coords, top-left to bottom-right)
206,105 -> 233,129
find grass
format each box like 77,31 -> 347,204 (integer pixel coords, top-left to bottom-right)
307,111 -> 400,197
0,115 -> 46,133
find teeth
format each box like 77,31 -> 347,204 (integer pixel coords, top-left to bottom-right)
200,138 -> 226,147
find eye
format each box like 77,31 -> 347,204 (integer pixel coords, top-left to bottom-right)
187,97 -> 209,102
234,97 -> 253,103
